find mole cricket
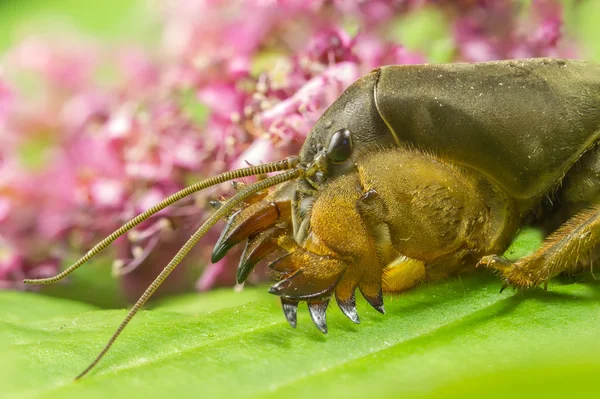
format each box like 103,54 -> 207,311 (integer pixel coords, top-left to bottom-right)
26,58 -> 600,379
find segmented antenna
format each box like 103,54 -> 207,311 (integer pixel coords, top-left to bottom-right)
24,157 -> 298,285
75,167 -> 301,380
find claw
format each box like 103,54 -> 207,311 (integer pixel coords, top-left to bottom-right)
212,210 -> 242,262
268,270 -> 303,296
499,282 -> 509,293
237,226 -> 285,283
478,255 -> 511,273
268,285 -> 283,295
360,287 -> 385,314
280,298 -> 298,328
212,200 -> 288,263
308,299 -> 330,334
335,293 -> 359,324
334,278 -> 360,323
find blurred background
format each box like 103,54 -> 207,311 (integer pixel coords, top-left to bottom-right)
0,0 -> 599,308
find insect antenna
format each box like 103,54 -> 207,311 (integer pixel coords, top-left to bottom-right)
73,167 -> 302,380
23,156 -> 299,285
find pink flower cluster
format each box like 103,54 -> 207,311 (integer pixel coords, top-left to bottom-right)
0,0 -> 576,297
454,0 -> 574,61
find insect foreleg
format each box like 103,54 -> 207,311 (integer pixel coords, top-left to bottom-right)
267,147 -> 511,332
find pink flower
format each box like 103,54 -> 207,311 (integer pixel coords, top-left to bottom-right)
333,0 -> 420,26
0,73 -> 13,127
197,83 -> 246,120
7,35 -> 99,92
196,259 -> 229,292
454,0 -> 573,62
231,138 -> 275,169
117,48 -> 161,94
0,0 -> 577,294
305,27 -> 357,66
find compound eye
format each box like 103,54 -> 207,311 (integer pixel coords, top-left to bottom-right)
327,129 -> 353,163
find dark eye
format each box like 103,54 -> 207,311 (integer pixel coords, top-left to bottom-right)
327,129 -> 353,163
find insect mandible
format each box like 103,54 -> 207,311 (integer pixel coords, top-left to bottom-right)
26,58 -> 600,379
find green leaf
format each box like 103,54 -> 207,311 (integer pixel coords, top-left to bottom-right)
1,270 -> 599,399
0,0 -> 153,51
570,0 -> 600,61
178,89 -> 211,127
39,257 -> 127,310
388,7 -> 456,63
502,226 -> 544,262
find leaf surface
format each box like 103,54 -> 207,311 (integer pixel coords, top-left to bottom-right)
1,276 -> 599,399
1,228 -> 599,399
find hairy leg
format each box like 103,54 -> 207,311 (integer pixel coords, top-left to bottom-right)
480,205 -> 600,289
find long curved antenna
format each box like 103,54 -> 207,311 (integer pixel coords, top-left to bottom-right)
24,157 -> 299,285
74,168 -> 301,380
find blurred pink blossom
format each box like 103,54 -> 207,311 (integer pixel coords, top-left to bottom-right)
0,0 -> 577,296
7,35 -> 99,92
